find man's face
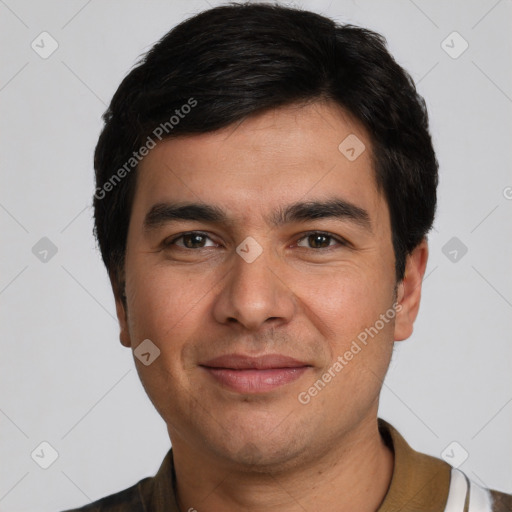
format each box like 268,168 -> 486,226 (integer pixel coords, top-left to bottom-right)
118,101 -> 401,470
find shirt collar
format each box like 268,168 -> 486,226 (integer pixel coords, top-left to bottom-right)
377,418 -> 451,511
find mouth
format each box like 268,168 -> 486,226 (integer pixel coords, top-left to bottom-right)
199,354 -> 312,393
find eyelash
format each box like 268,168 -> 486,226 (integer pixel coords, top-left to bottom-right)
164,231 -> 349,251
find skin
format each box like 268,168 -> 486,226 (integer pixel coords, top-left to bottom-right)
113,100 -> 428,512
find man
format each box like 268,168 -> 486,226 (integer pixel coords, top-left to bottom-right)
65,3 -> 512,511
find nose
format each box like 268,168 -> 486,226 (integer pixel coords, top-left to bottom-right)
212,243 -> 296,331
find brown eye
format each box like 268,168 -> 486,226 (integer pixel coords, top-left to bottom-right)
296,232 -> 344,249
166,232 -> 216,249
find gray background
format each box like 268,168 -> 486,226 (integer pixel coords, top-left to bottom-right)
0,0 -> 511,510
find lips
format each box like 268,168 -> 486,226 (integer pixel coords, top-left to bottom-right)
201,353 -> 309,370
199,354 -> 311,393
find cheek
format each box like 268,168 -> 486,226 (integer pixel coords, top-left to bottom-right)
125,261 -> 214,340
124,261 -> 219,395
297,263 -> 392,333
123,265 -> 205,421
296,263 -> 396,391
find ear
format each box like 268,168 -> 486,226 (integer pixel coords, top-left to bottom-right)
110,271 -> 132,348
394,238 -> 429,342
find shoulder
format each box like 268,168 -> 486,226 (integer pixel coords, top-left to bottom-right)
61,476 -> 152,512
377,419 -> 512,512
445,468 -> 512,512
60,449 -> 177,512
489,488 -> 512,512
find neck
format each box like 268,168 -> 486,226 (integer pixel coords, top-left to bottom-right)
171,416 -> 394,512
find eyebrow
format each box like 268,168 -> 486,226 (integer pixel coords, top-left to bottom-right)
143,198 -> 372,233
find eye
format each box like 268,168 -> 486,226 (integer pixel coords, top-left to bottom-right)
165,231 -> 218,249
296,231 -> 347,249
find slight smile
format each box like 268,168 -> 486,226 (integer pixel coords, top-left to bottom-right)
200,354 -> 312,393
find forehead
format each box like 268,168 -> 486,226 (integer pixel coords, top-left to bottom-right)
133,101 -> 387,228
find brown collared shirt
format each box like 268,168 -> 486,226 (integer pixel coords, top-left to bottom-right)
62,419 -> 512,512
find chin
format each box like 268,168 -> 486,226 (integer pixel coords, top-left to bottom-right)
208,423 -> 310,472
